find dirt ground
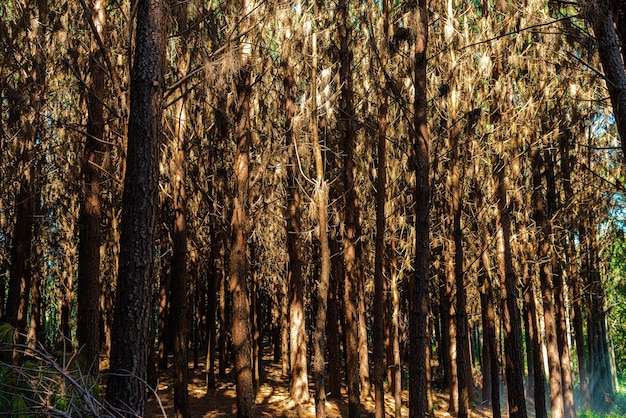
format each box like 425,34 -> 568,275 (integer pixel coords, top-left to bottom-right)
145,356 -> 499,418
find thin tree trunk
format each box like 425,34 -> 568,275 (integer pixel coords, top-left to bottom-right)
282,29 -> 309,404
326,239 -> 342,399
409,1 -> 430,415
493,154 -> 528,418
230,2 -> 255,413
206,257 -> 217,390
545,149 -> 574,418
169,2 -> 191,412
523,259 -> 547,418
373,2 -> 389,415
472,175 -> 501,418
311,7 -> 331,414
338,0 -> 363,413
105,0 -> 166,412
77,0 -> 106,375
531,146 -> 564,418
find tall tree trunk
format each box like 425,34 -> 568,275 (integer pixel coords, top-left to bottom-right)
311,7 -> 331,415
409,1 -> 430,416
472,174 -> 501,418
230,2 -> 255,414
282,27 -> 309,404
169,2 -> 191,414
545,149 -> 574,418
560,131 -> 590,410
373,1 -> 389,415
338,0 -> 363,413
531,146 -> 564,418
523,257 -> 547,418
105,0 -> 166,413
6,0 -> 45,362
493,154 -> 528,418
77,0 -> 106,375
449,90 -> 469,418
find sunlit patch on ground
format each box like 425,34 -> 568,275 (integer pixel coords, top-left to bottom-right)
145,353 -> 510,417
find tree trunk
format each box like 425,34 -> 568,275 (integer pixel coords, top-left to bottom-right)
493,154 -> 528,418
545,149 -> 574,418
472,176 -> 501,418
206,258 -> 217,390
409,1 -> 430,416
169,2 -> 191,413
373,2 -> 389,415
588,0 -> 626,159
229,2 -> 255,413
338,0 -> 363,414
311,7 -> 331,415
77,0 -> 106,375
326,238 -> 342,399
105,0 -> 166,413
531,146 -> 564,418
282,29 -> 309,404
523,260 -> 547,418
5,0 -> 44,354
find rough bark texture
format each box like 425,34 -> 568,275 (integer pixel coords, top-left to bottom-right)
104,0 -> 166,413
449,89 -> 469,418
545,150 -> 574,418
169,2 -> 191,414
373,2 -> 388,415
338,0 -> 362,414
5,1 -> 44,353
282,33 -> 309,404
77,0 -> 106,375
326,243 -> 342,399
531,147 -> 564,418
493,154 -> 527,418
588,0 -> 626,157
311,10 -> 331,415
409,2 -> 430,416
473,178 -> 501,418
523,260 -> 547,418
230,8 -> 255,412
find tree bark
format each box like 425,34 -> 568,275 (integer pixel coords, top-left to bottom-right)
311,7 -> 331,414
282,26 -> 309,404
169,2 -> 191,414
229,2 -> 255,413
588,0 -> 626,159
531,146 -> 564,418
409,1 -> 431,416
545,149 -> 574,418
77,0 -> 106,375
493,154 -> 528,418
105,0 -> 166,413
472,177 -> 501,418
373,2 -> 389,415
338,0 -> 363,413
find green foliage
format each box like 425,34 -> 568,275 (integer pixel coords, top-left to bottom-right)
578,382 -> 626,417
0,325 -> 109,417
603,223 -> 626,379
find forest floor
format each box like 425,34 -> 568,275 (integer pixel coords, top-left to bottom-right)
144,354 -> 498,418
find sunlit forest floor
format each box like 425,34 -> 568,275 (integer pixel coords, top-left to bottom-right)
143,351 -> 626,417
145,354 -> 495,418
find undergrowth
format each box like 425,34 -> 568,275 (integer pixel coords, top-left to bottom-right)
0,323 -> 165,417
